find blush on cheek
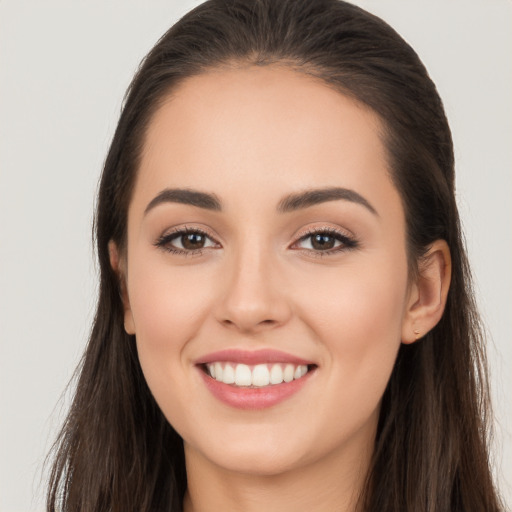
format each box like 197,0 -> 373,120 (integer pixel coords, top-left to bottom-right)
307,273 -> 404,392
129,268 -> 210,341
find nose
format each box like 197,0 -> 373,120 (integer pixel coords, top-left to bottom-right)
214,243 -> 292,334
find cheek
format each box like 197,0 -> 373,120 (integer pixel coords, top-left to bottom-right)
294,257 -> 407,419
129,257 -> 214,335
320,275 -> 405,351
297,254 -> 407,341
126,258 -> 217,382
126,261 -> 221,435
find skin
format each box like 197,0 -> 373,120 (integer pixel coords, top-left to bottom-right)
110,65 -> 451,512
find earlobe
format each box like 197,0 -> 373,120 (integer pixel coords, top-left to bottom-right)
401,240 -> 451,344
108,240 -> 136,335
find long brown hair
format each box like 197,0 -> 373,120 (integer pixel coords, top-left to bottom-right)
46,1 -> 503,510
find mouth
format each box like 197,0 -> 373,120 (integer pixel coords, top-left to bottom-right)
200,362 -> 316,388
195,349 -> 317,409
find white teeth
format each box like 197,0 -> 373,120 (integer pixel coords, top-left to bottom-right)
206,362 -> 311,388
214,362 -> 223,381
235,364 -> 252,386
269,364 -> 284,384
252,364 -> 270,387
283,364 -> 294,383
223,364 -> 235,384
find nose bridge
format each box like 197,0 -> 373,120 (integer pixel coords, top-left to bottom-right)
216,232 -> 291,332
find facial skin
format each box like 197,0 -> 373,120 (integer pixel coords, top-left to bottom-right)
110,65 -> 450,512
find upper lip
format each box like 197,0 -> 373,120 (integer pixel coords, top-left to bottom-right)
195,349 -> 314,366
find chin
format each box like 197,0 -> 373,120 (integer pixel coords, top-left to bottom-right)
213,449 -> 304,477
185,430 -> 311,477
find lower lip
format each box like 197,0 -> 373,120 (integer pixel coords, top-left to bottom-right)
198,367 -> 314,410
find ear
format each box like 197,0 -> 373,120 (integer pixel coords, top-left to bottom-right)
401,239 -> 451,344
108,240 -> 136,335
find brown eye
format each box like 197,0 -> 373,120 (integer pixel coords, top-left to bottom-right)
310,233 -> 336,250
294,229 -> 358,254
181,232 -> 206,250
155,229 -> 219,254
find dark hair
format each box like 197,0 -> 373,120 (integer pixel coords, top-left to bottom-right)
46,1 -> 502,510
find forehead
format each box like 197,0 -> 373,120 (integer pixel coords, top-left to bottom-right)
134,64 -> 401,220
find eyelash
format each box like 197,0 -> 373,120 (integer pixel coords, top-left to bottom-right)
154,226 -> 217,256
154,226 -> 359,257
293,227 -> 359,257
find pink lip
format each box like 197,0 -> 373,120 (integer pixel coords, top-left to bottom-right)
195,348 -> 313,366
195,349 -> 316,410
198,367 -> 315,410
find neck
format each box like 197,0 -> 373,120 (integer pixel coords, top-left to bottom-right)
182,431 -> 374,512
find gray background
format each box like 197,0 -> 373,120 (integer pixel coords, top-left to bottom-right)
1,1 -> 511,510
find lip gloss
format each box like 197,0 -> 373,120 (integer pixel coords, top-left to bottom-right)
198,368 -> 313,409
195,348 -> 312,366
195,349 -> 316,410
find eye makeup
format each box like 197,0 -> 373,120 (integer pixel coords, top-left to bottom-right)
154,226 -> 220,256
291,226 -> 359,257
154,224 -> 359,257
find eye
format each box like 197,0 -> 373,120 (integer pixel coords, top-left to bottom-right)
155,227 -> 219,255
293,228 -> 358,255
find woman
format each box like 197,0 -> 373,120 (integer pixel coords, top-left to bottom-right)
46,0 -> 503,510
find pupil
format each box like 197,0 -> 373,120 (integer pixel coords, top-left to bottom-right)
312,234 -> 335,250
182,233 -> 204,249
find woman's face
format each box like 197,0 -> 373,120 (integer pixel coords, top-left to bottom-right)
120,65 -> 415,476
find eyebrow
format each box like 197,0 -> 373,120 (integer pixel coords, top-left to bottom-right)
276,187 -> 378,215
144,186 -> 378,216
144,188 -> 222,215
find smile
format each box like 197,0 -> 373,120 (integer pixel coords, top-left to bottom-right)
195,349 -> 317,409
204,362 -> 310,388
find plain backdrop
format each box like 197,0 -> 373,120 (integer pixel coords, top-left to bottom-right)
1,1 -> 511,510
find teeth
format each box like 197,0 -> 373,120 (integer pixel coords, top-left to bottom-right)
283,364 -> 294,383
252,364 -> 270,387
269,364 -> 283,384
235,364 -> 252,386
223,364 -> 235,384
214,362 -> 223,381
205,362 -> 310,388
